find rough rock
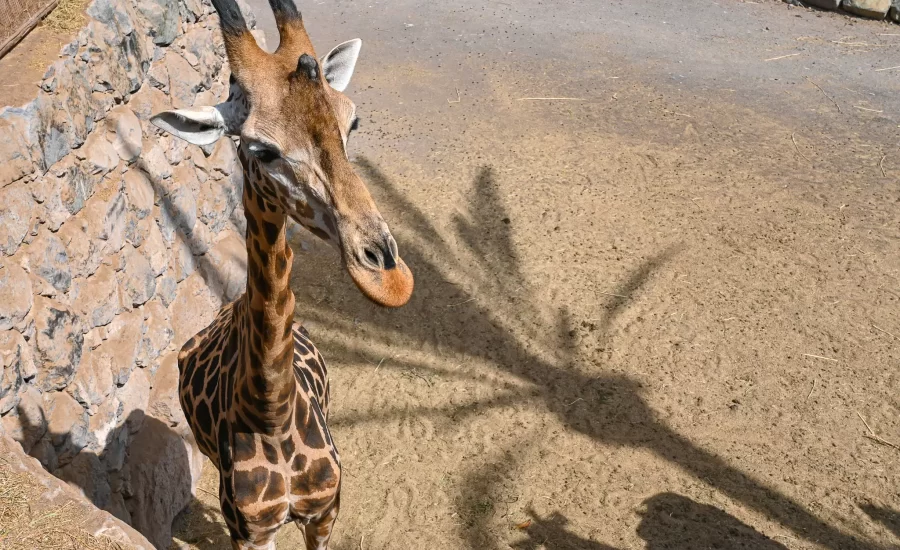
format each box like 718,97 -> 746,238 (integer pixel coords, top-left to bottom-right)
0,109 -> 36,187
57,451 -> 112,510
187,219 -> 212,255
0,330 -> 37,415
136,300 -> 173,369
33,158 -> 95,230
29,437 -> 58,471
88,395 -> 121,451
125,417 -> 203,549
33,296 -> 84,391
0,331 -> 36,415
0,355 -> 23,415
148,351 -> 184,426
76,131 -> 120,175
126,216 -> 153,248
164,52 -> 204,108
137,0 -> 178,46
102,190 -> 128,254
125,168 -> 155,218
117,367 -> 150,434
208,137 -> 238,176
124,168 -> 156,246
171,231 -> 197,281
120,245 -> 157,306
58,212 -> 106,279
34,95 -> 73,170
159,184 -> 198,242
201,230 -> 247,303
66,346 -> 115,410
94,308 -> 144,386
890,0 -> 900,21
45,390 -> 90,464
106,491 -> 132,524
141,141 -> 173,181
169,271 -> 218,348
141,222 -> 169,276
197,174 -> 240,233
0,386 -> 46,453
842,0 -> 890,17
147,60 -> 170,92
165,134 -> 190,166
103,424 -> 128,472
0,181 -> 37,256
804,0 -> 840,8
178,26 -> 222,88
157,270 -> 178,307
128,82 -> 172,121
44,59 -> 99,149
178,0 -> 205,23
0,433 -> 154,549
106,106 -> 143,162
73,265 -> 121,330
27,231 -> 72,293
0,259 -> 33,331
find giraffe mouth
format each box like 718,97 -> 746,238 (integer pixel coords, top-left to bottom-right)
346,256 -> 414,308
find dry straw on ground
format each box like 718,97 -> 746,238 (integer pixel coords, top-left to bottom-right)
0,458 -> 129,550
41,0 -> 87,33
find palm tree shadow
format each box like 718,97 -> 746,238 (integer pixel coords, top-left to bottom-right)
860,504 -> 900,543
289,157 -> 884,550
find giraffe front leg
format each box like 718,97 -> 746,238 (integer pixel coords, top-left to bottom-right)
221,475 -> 277,550
298,494 -> 341,550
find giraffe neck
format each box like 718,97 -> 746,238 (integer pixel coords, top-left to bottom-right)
236,161 -> 297,431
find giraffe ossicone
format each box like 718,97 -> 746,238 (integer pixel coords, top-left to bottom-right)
149,0 -> 414,547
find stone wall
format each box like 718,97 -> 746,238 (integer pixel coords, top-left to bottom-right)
0,0 -> 251,546
792,0 -> 900,21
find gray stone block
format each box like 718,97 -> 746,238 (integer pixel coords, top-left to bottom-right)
842,0 -> 890,18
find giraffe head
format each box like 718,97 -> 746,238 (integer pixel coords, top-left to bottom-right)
150,0 -> 413,307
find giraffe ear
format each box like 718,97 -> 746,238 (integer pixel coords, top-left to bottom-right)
320,39 -> 361,92
150,106 -> 227,146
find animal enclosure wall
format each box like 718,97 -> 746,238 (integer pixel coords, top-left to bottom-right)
0,0 -> 256,546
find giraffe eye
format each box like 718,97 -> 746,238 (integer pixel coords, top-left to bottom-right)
248,142 -> 280,163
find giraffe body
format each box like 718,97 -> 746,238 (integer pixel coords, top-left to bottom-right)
178,157 -> 344,548
151,0 -> 414,547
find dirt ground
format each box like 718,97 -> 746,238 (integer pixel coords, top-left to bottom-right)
170,1 -> 900,549
0,0 -> 84,109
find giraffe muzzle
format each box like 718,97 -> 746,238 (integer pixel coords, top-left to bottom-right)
344,232 -> 413,308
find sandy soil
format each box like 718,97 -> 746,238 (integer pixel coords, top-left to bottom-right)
0,25 -> 72,108
174,1 -> 899,549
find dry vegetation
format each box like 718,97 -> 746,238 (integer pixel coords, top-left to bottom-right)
41,0 -> 87,33
0,458 -> 130,550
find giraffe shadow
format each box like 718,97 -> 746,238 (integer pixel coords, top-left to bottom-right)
636,493 -> 789,550
453,437 -> 621,550
287,157 -> 887,550
171,496 -> 233,549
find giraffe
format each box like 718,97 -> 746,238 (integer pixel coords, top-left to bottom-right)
148,0 -> 414,547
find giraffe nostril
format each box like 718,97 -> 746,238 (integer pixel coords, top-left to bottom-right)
362,247 -> 382,269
